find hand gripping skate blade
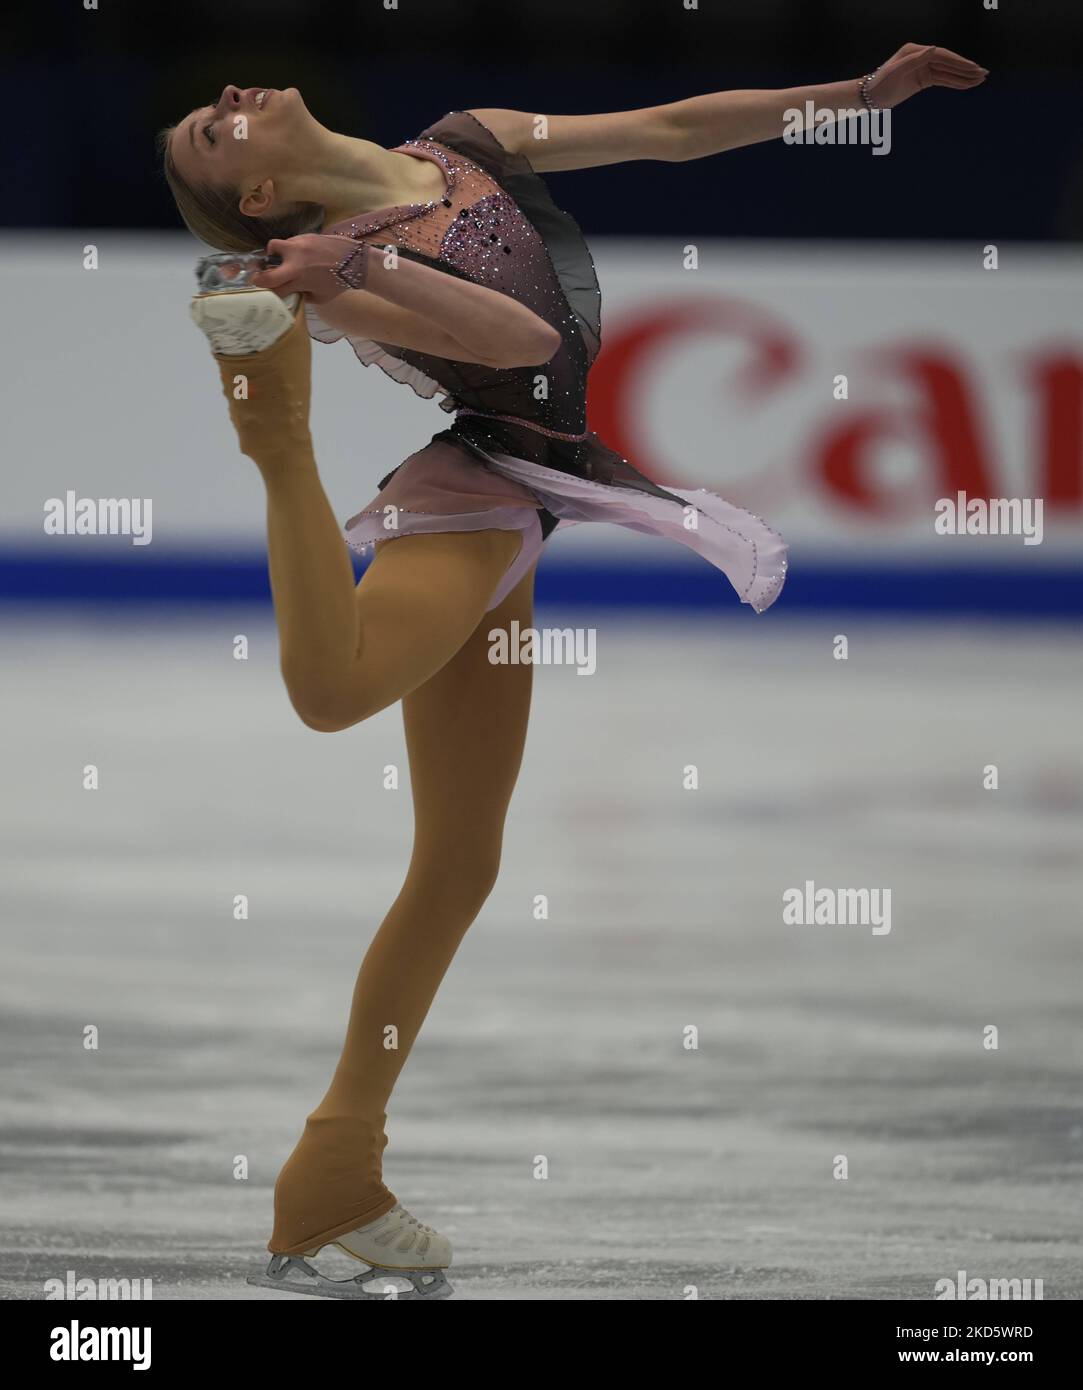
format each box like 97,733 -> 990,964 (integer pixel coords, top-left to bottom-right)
246,1254 -> 452,1301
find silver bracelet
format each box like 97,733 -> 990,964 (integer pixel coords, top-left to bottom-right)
859,69 -> 880,113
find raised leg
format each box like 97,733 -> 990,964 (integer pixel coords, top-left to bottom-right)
291,527 -> 522,731
211,297 -> 523,732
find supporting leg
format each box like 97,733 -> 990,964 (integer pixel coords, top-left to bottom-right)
268,561 -> 538,1255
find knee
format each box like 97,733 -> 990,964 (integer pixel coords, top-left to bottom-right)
283,669 -> 372,734
297,707 -> 356,734
290,690 -> 363,733
465,854 -> 502,910
410,845 -> 503,916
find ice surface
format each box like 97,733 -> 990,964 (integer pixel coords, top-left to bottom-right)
1,612 -> 1080,1300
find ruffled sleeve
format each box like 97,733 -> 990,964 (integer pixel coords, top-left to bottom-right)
303,301 -> 457,409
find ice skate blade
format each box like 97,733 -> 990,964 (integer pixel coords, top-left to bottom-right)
247,1254 -> 452,1301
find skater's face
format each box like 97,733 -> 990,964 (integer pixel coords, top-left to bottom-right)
168,85 -> 312,222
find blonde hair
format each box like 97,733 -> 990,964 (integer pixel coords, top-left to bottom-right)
157,125 -> 324,252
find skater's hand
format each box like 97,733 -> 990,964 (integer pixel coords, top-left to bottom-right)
251,233 -> 365,305
864,44 -> 987,110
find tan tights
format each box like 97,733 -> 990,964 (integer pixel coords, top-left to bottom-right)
269,554 -> 536,1254
215,307 -> 535,1254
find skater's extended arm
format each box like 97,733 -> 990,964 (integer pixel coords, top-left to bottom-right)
253,235 -> 561,368
467,43 -> 986,170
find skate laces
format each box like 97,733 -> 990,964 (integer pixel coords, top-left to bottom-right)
369,1204 -> 435,1251
392,1203 -> 435,1235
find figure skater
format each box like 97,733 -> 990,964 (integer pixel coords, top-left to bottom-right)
159,43 -> 985,1299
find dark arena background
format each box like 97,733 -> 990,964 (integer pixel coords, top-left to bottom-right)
2,0 -> 1080,1355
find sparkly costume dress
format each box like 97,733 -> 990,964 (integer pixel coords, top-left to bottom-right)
308,110 -> 787,612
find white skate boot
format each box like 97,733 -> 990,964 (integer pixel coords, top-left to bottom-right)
247,1204 -> 453,1301
189,250 -> 315,465
189,250 -> 300,356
